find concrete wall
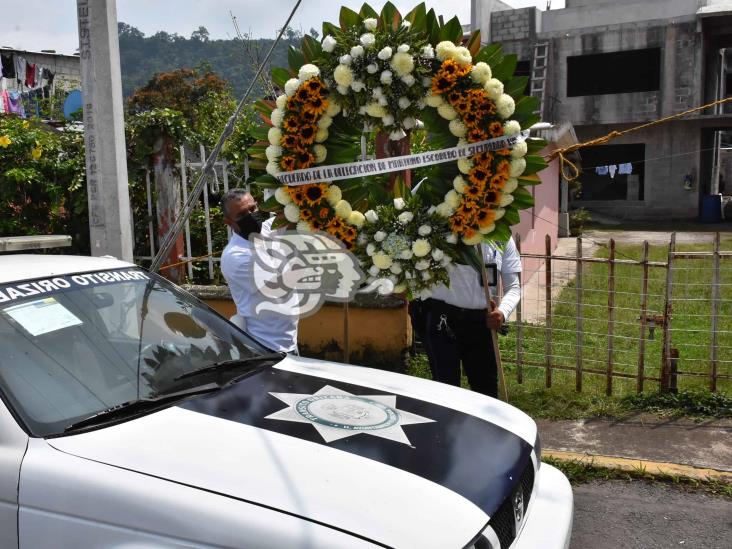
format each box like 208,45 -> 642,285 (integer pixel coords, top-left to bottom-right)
490,7 -> 538,60
0,49 -> 81,92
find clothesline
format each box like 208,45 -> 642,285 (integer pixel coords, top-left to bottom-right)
0,49 -> 57,117
594,162 -> 633,178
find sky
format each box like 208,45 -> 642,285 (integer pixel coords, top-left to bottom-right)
0,0 -> 565,56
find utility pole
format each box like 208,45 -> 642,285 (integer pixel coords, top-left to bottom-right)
76,0 -> 133,261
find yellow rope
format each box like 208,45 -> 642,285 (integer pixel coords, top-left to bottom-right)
545,96 -> 732,182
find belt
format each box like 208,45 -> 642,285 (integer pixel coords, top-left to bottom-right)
423,298 -> 486,322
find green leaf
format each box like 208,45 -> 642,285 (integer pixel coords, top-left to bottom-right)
512,186 -> 535,207
488,222 -> 512,243
425,8 -> 440,45
322,21 -> 339,38
505,76 -> 528,99
439,16 -> 463,43
251,126 -> 269,141
503,207 -> 520,225
514,95 -> 540,115
514,112 -> 541,129
465,30 -> 482,57
287,46 -> 305,72
301,35 -> 322,63
492,54 -> 517,82
380,1 -> 401,31
517,173 -> 541,186
527,138 -> 548,155
339,6 -> 362,29
456,244 -> 482,271
404,3 -> 427,32
474,43 -> 503,67
271,67 -> 292,88
522,155 -> 548,176
359,3 -> 379,19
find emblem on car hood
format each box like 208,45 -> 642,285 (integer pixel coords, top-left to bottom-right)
266,385 -> 434,445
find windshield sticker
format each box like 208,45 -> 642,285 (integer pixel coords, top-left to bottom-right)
4,297 -> 83,336
0,270 -> 149,305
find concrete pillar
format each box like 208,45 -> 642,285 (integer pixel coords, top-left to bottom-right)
76,0 -> 133,260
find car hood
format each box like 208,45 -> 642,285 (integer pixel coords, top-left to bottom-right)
48,356 -> 536,548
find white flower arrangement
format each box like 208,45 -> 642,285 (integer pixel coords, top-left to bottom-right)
297,64 -> 320,81
284,203 -> 300,223
350,45 -> 364,58
284,78 -> 301,97
377,46 -> 393,60
470,62 -> 492,85
510,141 -> 528,159
274,186 -> 291,205
270,108 -> 284,128
496,94 -> 516,119
326,185 -> 342,206
339,54 -> 353,65
267,127 -> 282,146
503,120 -> 521,136
437,103 -> 458,120
449,119 -> 467,138
265,144 -> 282,162
275,94 -> 287,110
509,157 -> 527,178
363,18 -> 378,31
484,78 -> 504,100
360,33 -> 376,47
322,35 -> 337,53
390,52 -> 414,76
333,64 -> 354,87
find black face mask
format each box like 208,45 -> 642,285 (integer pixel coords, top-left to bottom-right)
235,210 -> 267,239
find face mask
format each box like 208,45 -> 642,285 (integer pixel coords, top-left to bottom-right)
235,210 -> 267,239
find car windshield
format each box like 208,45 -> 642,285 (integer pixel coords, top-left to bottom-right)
0,267 -> 273,437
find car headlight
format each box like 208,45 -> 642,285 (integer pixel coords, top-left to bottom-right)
534,432 -> 541,466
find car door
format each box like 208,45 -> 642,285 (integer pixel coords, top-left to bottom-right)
0,398 -> 28,548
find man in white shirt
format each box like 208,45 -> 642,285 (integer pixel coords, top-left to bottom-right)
220,189 -> 299,353
410,238 -> 522,398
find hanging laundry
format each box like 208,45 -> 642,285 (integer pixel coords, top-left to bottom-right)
0,90 -> 6,114
618,162 -> 633,175
595,166 -> 609,176
608,165 -> 618,178
14,56 -> 26,86
34,64 -> 42,88
7,91 -> 25,117
25,62 -> 36,88
42,68 -> 54,88
1,54 -> 14,79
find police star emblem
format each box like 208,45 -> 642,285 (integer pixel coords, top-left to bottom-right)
266,385 -> 435,445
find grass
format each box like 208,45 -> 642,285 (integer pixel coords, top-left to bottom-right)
544,456 -> 732,499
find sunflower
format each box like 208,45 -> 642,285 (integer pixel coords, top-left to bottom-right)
302,183 -> 327,206
295,86 -> 311,103
469,166 -> 491,186
305,78 -> 324,94
468,128 -> 488,142
495,148 -> 511,157
283,117 -> 300,133
462,227 -> 478,240
484,190 -> 499,206
286,96 -> 301,111
447,90 -> 462,104
280,155 -> 297,172
311,218 -> 324,230
490,174 -> 507,191
496,159 -> 511,177
281,133 -> 299,150
319,207 -> 330,219
299,124 -> 317,145
300,208 -> 314,221
303,96 -> 328,117
440,59 -> 470,78
464,111 -> 479,125
288,187 -> 307,207
431,76 -> 454,95
474,151 -> 494,165
295,150 -> 316,169
488,121 -> 504,138
449,215 -> 467,233
465,183 -> 484,199
300,110 -> 318,124
476,208 -> 496,228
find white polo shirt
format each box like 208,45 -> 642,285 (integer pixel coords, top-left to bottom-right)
429,238 -> 522,315
221,219 -> 299,352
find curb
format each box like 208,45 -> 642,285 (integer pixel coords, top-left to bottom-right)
544,449 -> 732,482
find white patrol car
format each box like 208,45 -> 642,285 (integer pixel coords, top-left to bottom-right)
0,254 -> 573,549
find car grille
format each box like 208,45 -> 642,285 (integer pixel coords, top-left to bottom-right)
487,461 -> 535,548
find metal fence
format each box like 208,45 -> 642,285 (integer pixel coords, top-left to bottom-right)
504,232 -> 732,395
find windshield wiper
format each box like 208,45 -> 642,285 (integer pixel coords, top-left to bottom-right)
173,352 -> 286,382
63,383 -> 221,433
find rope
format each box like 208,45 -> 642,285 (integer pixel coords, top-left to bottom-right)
158,251 -> 222,272
545,96 -> 732,182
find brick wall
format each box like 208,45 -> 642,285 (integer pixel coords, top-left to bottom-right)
490,7 -> 536,43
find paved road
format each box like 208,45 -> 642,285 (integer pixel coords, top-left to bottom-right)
570,481 -> 732,549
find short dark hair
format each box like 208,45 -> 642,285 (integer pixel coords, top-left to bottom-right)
221,188 -> 250,218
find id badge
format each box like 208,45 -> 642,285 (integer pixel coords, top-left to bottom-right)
486,263 -> 498,287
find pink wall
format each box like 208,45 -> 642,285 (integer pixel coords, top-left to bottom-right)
513,147 -> 559,280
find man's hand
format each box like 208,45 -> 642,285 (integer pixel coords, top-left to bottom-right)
486,299 -> 505,330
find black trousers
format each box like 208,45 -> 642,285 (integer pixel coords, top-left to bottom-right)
410,299 -> 498,398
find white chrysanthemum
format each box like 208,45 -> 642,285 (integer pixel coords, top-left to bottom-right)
396,44 -> 409,53
511,141 -> 528,159
350,45 -> 364,58
339,54 -> 352,66
348,211 -> 365,227
421,271 -> 432,281
377,46 -> 393,60
368,265 -> 380,276
333,64 -> 354,87
393,197 -> 406,210
427,205 -> 436,214
380,70 -> 393,85
398,211 -> 414,224
453,175 -> 467,194
270,108 -> 284,128
398,96 -> 411,109
275,94 -> 287,110
479,223 -> 495,235
435,41 -> 457,61
360,32 -> 376,48
267,126 -> 282,146
326,101 -> 341,117
418,224 -> 432,236
496,94 -> 516,119
389,128 -> 407,141
435,202 -> 454,217
364,17 -> 377,31
500,193 -> 515,207
454,46 -> 472,66
326,185 -> 342,206
400,249 -> 414,260
421,45 -> 435,59
382,114 -> 395,126
401,74 -> 416,86
366,63 -> 379,74
284,78 -> 301,97
322,35 -> 337,53
317,115 -> 333,129
372,86 -> 384,98
284,203 -> 300,223
296,220 -> 312,233
266,161 -> 280,176
366,243 -> 376,256
275,186 -> 291,205
444,190 -> 460,209
509,157 -> 527,178
437,103 -> 458,120
462,232 -> 483,245
503,120 -> 521,136
403,117 -> 416,129
298,64 -> 320,81
315,127 -> 329,143
313,144 -> 327,163
449,119 -> 467,138
390,52 -> 414,76
457,157 -> 473,174
334,199 -> 352,219
484,78 -> 504,100
431,248 -> 444,261
265,144 -> 282,162
503,178 -> 519,194
365,209 -> 378,223
471,62 -> 492,85
378,96 -> 389,106
390,262 -> 402,274
364,102 -> 386,118
336,85 -> 349,95
425,93 -> 444,108
351,80 -> 366,92
414,259 -> 430,270
372,252 -> 393,270
446,233 -> 458,244
374,231 -> 387,242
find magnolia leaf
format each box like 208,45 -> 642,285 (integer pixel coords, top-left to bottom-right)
380,1 -> 401,31
474,43 -> 502,67
339,6 -> 362,29
439,16 -> 463,43
404,3 -> 427,32
503,207 -> 520,225
505,76 -> 529,99
517,173 -> 541,186
359,3 -> 379,19
287,46 -> 305,72
465,30 -> 482,57
491,54 -> 517,82
271,67 -> 292,88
